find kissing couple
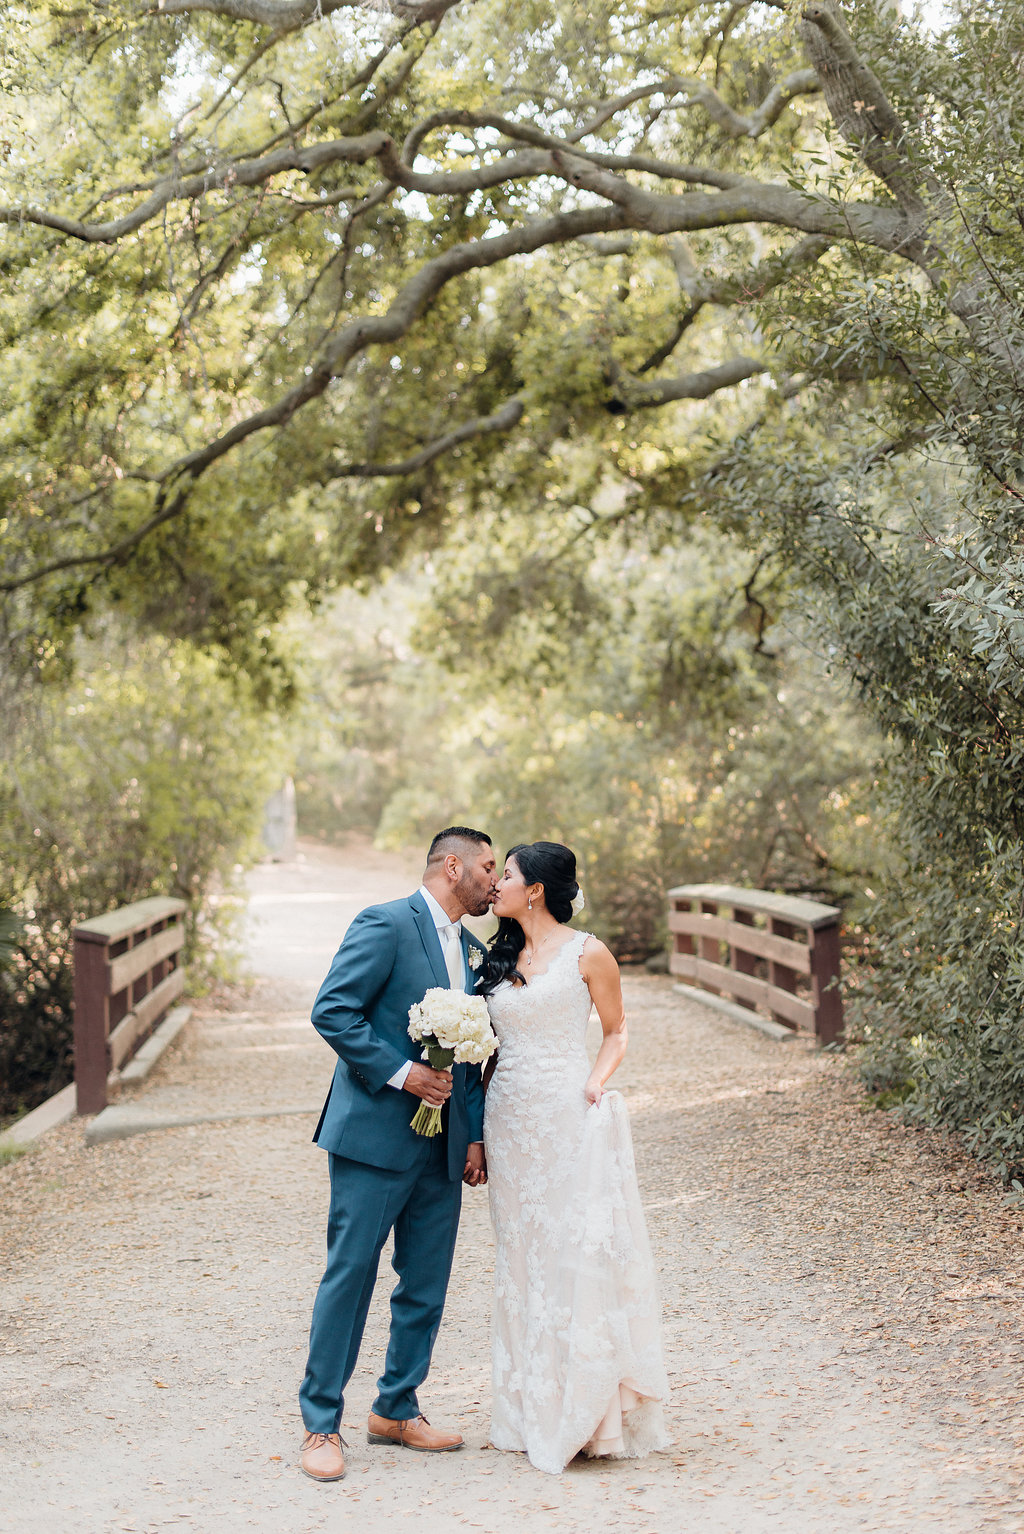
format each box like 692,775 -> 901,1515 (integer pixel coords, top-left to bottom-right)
298,825 -> 668,1479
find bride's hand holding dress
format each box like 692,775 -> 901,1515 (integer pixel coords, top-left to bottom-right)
578,934 -> 629,1109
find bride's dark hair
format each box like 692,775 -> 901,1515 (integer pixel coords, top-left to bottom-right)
477,841 -> 581,996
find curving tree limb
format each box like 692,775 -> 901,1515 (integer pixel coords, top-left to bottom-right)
607,356 -> 769,412
331,396 -> 525,476
637,234 -> 833,374
557,67 -> 821,144
112,0 -> 454,32
0,61 -> 822,251
0,133 -> 392,243
667,67 -> 821,140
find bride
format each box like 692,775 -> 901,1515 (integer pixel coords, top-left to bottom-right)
479,841 -> 668,1475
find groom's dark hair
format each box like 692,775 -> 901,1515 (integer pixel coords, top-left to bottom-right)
427,825 -> 491,863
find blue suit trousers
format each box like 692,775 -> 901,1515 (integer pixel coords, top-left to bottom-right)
299,1133 -> 463,1433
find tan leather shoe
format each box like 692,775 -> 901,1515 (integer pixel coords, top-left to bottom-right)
366,1412 -> 463,1452
299,1430 -> 346,1481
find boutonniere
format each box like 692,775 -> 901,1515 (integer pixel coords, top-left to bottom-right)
468,945 -> 484,971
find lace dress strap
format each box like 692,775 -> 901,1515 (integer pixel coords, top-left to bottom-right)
554,927 -> 590,977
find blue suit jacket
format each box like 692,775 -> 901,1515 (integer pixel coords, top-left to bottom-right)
310,892 -> 486,1182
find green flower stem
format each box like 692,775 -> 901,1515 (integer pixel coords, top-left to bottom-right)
410,1040 -> 455,1136
410,1102 -> 443,1136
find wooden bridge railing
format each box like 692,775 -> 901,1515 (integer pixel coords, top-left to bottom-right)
667,883 -> 843,1044
73,896 -> 187,1114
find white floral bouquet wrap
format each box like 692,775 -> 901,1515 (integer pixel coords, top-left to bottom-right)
406,987 -> 497,1137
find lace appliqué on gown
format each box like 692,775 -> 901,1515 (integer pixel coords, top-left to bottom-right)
483,929 -> 669,1476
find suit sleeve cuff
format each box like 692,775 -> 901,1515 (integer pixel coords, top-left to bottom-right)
387,1060 -> 413,1090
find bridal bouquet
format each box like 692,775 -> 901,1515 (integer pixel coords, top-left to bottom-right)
407,988 -> 496,1137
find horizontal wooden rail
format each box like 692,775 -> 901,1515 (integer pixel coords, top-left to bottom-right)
668,910 -> 812,974
668,883 -> 843,1043
73,896 -> 187,1114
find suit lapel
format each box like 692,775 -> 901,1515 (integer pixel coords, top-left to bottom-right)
461,927 -> 481,993
409,892 -> 450,990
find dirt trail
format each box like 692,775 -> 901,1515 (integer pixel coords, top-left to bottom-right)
2,839 -> 1023,1534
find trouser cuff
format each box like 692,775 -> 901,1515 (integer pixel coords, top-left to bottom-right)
372,1393 -> 419,1421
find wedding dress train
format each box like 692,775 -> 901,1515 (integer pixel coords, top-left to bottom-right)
483,930 -> 668,1475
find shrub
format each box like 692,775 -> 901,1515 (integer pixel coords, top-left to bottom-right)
0,916 -> 74,1122
0,625 -> 285,1118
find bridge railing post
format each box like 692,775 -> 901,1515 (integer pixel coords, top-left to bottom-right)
768,916 -> 800,1027
72,929 -> 112,1115
729,908 -> 758,982
73,897 -> 188,1114
809,919 -> 843,1045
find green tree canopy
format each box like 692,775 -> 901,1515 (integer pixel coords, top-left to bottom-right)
2,0 -> 1020,658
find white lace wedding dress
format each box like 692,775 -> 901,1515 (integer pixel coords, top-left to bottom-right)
483,929 -> 668,1475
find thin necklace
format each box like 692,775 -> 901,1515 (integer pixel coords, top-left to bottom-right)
524,927 -> 558,966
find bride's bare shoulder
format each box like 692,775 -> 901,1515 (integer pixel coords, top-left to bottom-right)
578,932 -> 617,976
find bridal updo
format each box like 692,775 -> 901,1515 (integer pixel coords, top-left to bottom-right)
478,841 -> 582,995
513,841 -> 579,922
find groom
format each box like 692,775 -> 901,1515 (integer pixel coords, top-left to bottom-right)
298,826 -> 497,1482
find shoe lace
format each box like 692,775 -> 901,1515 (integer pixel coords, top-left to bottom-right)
306,1431 -> 349,1449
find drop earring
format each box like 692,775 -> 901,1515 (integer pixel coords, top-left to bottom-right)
528,897 -> 533,910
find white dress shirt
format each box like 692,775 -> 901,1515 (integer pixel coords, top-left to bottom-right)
386,886 -> 464,1091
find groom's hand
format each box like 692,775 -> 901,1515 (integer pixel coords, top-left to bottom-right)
403,1063 -> 452,1105
463,1142 -> 487,1187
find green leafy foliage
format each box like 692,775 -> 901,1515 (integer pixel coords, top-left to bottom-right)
0,917 -> 74,1123
0,623 -> 286,1115
291,518 -> 883,959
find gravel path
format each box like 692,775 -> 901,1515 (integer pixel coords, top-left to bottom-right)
2,840 -> 1024,1533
